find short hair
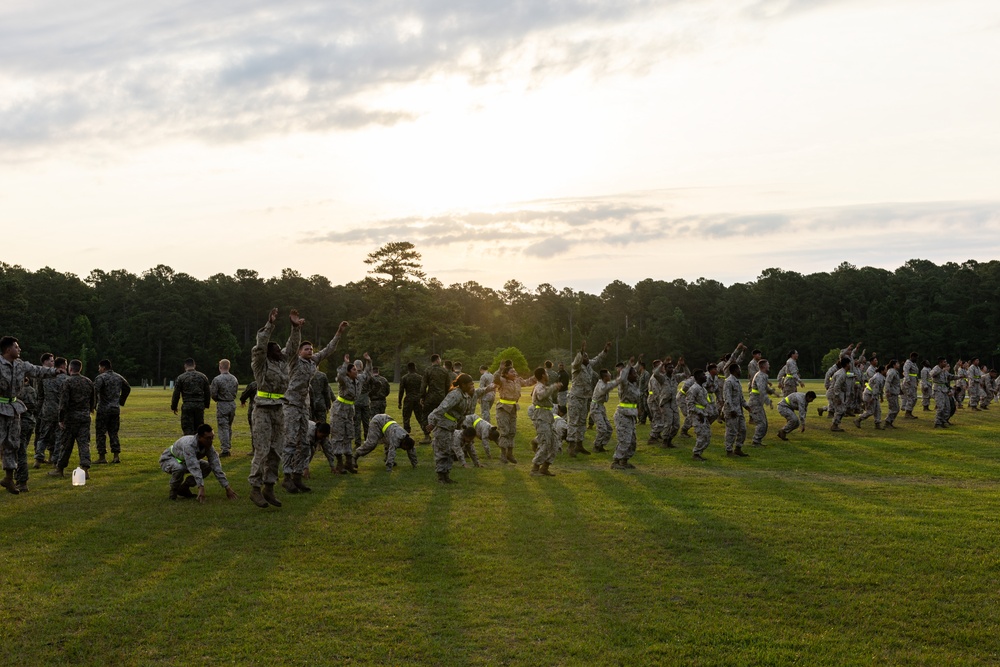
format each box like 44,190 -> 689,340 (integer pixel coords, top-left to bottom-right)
488,427 -> 500,442
805,391 -> 817,401
68,359 -> 82,372
639,361 -> 646,369
462,426 -> 476,438
453,362 -> 462,370
910,352 -> 919,360
706,362 -> 717,372
219,359 -> 231,370
615,362 -> 624,369
788,350 -> 797,357
196,423 -> 214,436
728,364 -> 740,376
184,358 -> 195,368
430,354 -> 440,362
316,423 -> 331,437
752,349 -> 762,356
400,435 -> 416,450
759,358 -> 769,367
372,367 -> 379,373
600,369 -> 611,379
99,359 -> 112,370
0,336 -> 17,354
480,365 -> 488,371
544,360 -> 553,369
444,360 -> 453,370
839,357 -> 850,368
54,357 -> 67,369
938,356 -> 947,363
40,353 -> 54,364
299,341 -> 313,350
533,367 -> 546,381
407,362 -> 416,372
693,369 -> 706,383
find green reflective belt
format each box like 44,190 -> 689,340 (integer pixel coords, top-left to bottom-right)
679,388 -> 687,394
336,396 -> 354,405
865,383 -> 873,392
706,394 -> 714,403
473,417 -> 482,428
169,445 -> 183,463
751,389 -> 760,394
695,404 -> 706,409
908,373 -> 918,377
0,397 -> 15,404
619,403 -> 637,409
381,420 -> 397,434
498,399 -> 518,405
648,391 -> 654,395
533,405 -> 552,410
784,374 -> 794,378
256,391 -> 283,400
444,413 -> 457,422
783,396 -> 791,405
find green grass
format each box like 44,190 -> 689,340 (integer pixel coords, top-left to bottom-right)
3,382 -> 1000,665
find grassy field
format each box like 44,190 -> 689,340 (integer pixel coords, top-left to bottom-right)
3,382 -> 1000,665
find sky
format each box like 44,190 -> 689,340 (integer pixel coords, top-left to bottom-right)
2,0 -> 999,293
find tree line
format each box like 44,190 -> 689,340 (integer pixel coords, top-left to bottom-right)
2,245 -> 998,383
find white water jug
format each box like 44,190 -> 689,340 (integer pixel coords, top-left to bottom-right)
72,467 -> 86,486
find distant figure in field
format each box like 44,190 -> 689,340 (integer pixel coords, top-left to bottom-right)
171,358 -> 211,435
209,359 -> 239,458
368,367 -> 391,418
397,362 -> 423,434
723,364 -> 749,457
748,359 -> 771,448
529,367 -> 563,476
883,359 -> 902,428
94,358 -> 131,464
478,365 -> 495,422
611,358 -> 642,469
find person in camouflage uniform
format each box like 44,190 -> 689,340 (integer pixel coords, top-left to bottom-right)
920,360 -> 933,412
967,358 -> 984,412
748,359 -> 771,447
419,355 -> 451,443
352,359 -> 373,446
398,362 -> 423,434
901,352 -> 920,418
478,365 -> 495,421
611,359 -> 643,469
93,359 -> 131,464
14,375 -> 38,492
567,340 -> 610,456
777,391 -> 817,440
34,355 -> 67,467
331,352 -> 370,474
427,374 -> 487,484
305,420 -> 336,472
210,359 -> 239,457
239,380 -> 258,450
781,350 -> 804,397
829,357 -> 851,432
462,412 -> 499,460
368,367 -> 391,417
883,359 -> 902,428
723,364 -> 750,457
50,359 -> 96,477
159,424 -> 238,502
309,370 -> 333,423
854,365 -> 885,429
637,361 -> 650,425
930,357 -> 954,428
529,368 -> 564,477
354,413 -> 416,472
171,358 -> 211,435
646,360 -> 666,443
687,369 -> 715,461
493,362 -> 536,464
247,308 -> 302,509
590,368 -> 622,453
281,320 -> 347,494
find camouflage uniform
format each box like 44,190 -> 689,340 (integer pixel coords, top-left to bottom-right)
462,413 -> 494,459
781,357 -> 801,397
159,434 -> 230,492
531,382 -> 562,466
240,381 -> 257,440
397,370 -> 423,433
94,369 -> 131,458
884,367 -> 901,426
305,420 -> 338,470
57,373 -> 96,471
930,365 -> 953,426
660,370 -> 682,443
171,369 -> 211,435
902,358 -> 920,412
0,357 -> 60,473
355,414 -> 416,471
612,365 -> 642,464
777,392 -> 809,435
248,319 -> 300,488
857,372 -> 885,427
428,387 -> 483,475
331,359 -> 368,457
419,363 -> 451,435
369,374 -> 391,417
723,373 -> 748,452
637,368 -> 650,425
829,368 -> 849,429
34,373 -> 67,463
967,365 -> 983,410
478,370 -> 495,421
920,366 -> 932,410
210,371 -> 238,454
590,375 -> 623,451
494,373 -> 534,460
678,376 -> 698,435
567,348 -> 607,444
687,381 -> 715,456
15,383 -> 37,485
749,369 -> 770,446
282,331 -> 342,474
353,369 -> 372,446
309,371 -> 333,423
451,428 -> 481,468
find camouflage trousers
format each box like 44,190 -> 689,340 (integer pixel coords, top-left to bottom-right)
749,404 -> 768,446
330,400 -> 355,456
432,425 -> 456,473
921,384 -> 932,409
692,418 -> 712,455
777,403 -> 800,434
34,415 -> 61,462
531,416 -> 557,465
662,401 -> 680,441
496,404 -> 517,451
310,404 -> 328,424
647,396 -> 664,439
57,419 -> 92,470
613,411 -> 637,461
282,404 -> 311,474
356,423 -> 417,471
858,395 -> 881,425
308,434 -> 339,469
830,395 -> 847,427
934,390 -> 951,426
590,402 -> 613,450
566,394 -> 588,442
248,405 -> 282,487
215,401 -> 236,453
0,414 -> 21,470
401,399 -> 421,433
161,456 -> 210,488
353,403 -> 371,444
968,384 -> 982,409
885,394 -> 900,424
180,406 -> 205,436
15,421 -> 34,483
724,412 -> 747,451
902,382 -> 918,412
452,433 -> 481,468
480,396 -> 494,422
95,410 -> 121,456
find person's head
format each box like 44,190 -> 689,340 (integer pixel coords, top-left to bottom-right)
488,426 -> 500,443
0,336 -> 19,359
789,350 -> 799,360
972,357 -> 980,365
752,349 -> 762,360
54,357 -> 67,370
461,426 -> 476,444
314,423 -> 331,441
544,360 -> 552,370
98,359 -> 112,372
729,364 -> 741,378
453,362 -> 462,373
346,362 -> 359,379
875,365 -> 885,375
652,359 -> 661,370
805,391 -> 817,403
581,352 -> 590,366
503,366 -> 517,380
183,358 -> 195,370
910,352 -> 919,361
480,365 -> 489,373
600,369 -> 611,382
372,367 -> 380,376
196,423 -> 215,448
558,362 -> 565,370
722,353 -> 732,362
888,359 -> 899,370
938,356 -> 947,368
707,362 -> 718,377
693,369 -> 706,385
431,354 -> 441,365
40,352 -> 54,367
615,362 -> 624,372
759,359 -> 769,373
455,373 -> 475,395
399,435 -> 416,451
267,341 -> 284,362
666,355 -> 674,365
68,359 -> 82,374
664,362 -> 675,375
839,357 -> 850,368
407,362 -> 416,373
628,364 -> 638,383
298,341 -> 315,359
922,359 -> 931,368
533,367 -> 548,384
444,360 -> 453,371
638,361 -> 646,371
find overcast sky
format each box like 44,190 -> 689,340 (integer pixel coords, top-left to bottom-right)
3,0 -> 999,292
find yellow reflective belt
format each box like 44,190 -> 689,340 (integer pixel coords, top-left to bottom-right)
473,417 -> 482,428
533,405 -> 552,410
706,394 -> 714,403
498,399 -> 518,405
336,395 -> 354,405
169,445 -> 183,463
619,403 -> 637,409
908,373 -> 918,377
256,391 -> 283,400
679,388 -> 687,394
785,374 -> 794,378
444,413 -> 457,422
0,397 -> 15,404
865,383 -> 873,392
381,420 -> 397,434
750,389 -> 760,394
648,391 -> 654,395
695,404 -> 706,409
783,396 -> 791,405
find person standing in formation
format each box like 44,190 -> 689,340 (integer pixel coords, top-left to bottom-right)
930,357 -> 953,428
478,365 -> 495,421
902,351 -> 920,418
331,352 -> 369,474
210,359 -> 238,458
368,367 -> 390,417
883,359 -> 902,428
310,369 -> 333,423
14,374 -> 38,492
723,364 -> 749,457
352,359 -> 373,448
967,358 -> 984,412
93,358 -> 131,464
567,340 -> 611,457
397,362 -> 423,434
748,359 -> 770,448
51,359 -> 96,478
418,355 -> 450,443
493,361 -> 535,464
529,367 -> 563,477
33,355 -> 67,468
687,369 -> 714,461
920,360 -> 933,412
646,360 -> 666,445
611,359 -> 643,470
171,358 -> 211,435
589,368 -> 622,453
247,308 -> 302,509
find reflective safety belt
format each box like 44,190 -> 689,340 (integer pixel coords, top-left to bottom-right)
785,374 -> 794,378
337,395 -> 354,405
473,417 -> 482,428
533,405 -> 552,410
695,403 -> 707,409
498,398 -> 518,405
865,383 -> 873,392
783,396 -> 792,405
256,391 -> 284,400
444,413 -> 457,421
619,403 -> 637,409
381,420 -> 397,434
0,397 -> 16,404
169,445 -> 183,463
